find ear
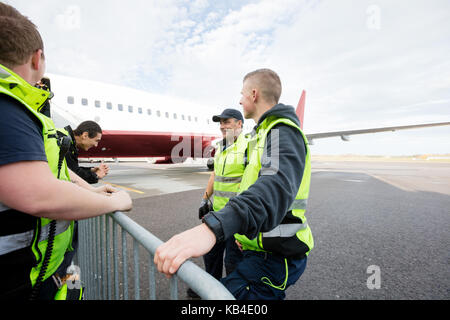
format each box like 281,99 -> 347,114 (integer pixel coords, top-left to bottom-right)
252,89 -> 258,102
30,49 -> 43,71
82,132 -> 89,139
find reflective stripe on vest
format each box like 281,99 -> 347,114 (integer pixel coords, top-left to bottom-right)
289,199 -> 307,211
212,133 -> 247,211
214,176 -> 243,183
0,220 -> 71,256
213,190 -> 239,198
262,223 -> 308,238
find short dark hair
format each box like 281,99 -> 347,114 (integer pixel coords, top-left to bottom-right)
0,3 -> 44,68
0,2 -> 23,18
243,68 -> 282,104
73,121 -> 102,138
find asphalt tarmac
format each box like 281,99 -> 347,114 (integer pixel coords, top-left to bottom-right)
90,159 -> 450,300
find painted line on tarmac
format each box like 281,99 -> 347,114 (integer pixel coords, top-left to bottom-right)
102,182 -> 145,194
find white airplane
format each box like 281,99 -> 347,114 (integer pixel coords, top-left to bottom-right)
46,73 -> 450,164
48,73 -> 231,163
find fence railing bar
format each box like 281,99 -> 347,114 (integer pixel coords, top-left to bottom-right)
94,217 -> 99,300
87,220 -> 95,296
109,211 -> 235,300
98,216 -> 106,298
106,215 -> 112,300
170,275 -> 178,300
113,220 -> 119,300
122,228 -> 129,300
148,255 -> 156,300
78,212 -> 234,300
133,238 -> 140,300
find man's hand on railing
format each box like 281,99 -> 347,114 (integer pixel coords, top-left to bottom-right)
93,184 -> 118,195
154,224 -> 216,278
110,190 -> 132,212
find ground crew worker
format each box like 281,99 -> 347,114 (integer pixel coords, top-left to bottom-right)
56,121 -> 109,278
188,109 -> 246,298
0,3 -> 132,299
57,121 -> 109,184
154,68 -> 313,300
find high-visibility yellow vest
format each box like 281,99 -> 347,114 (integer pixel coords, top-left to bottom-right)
0,64 -> 74,291
234,115 -> 314,258
212,133 -> 247,211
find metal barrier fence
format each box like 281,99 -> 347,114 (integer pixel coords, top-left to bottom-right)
76,211 -> 235,300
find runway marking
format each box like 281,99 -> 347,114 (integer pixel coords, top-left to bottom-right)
368,174 -> 415,192
102,182 -> 145,194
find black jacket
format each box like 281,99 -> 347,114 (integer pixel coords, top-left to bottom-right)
205,103 -> 307,241
63,126 -> 99,184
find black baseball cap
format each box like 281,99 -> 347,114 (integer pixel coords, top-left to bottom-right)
212,108 -> 244,123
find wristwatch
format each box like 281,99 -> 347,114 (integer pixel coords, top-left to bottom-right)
202,213 -> 225,243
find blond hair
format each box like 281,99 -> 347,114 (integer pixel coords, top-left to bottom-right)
243,68 -> 282,104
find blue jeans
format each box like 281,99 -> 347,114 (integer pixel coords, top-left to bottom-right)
203,237 -> 243,280
221,251 -> 307,300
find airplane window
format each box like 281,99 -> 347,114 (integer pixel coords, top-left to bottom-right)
194,117 -> 198,122
173,113 -> 177,119
181,115 -> 185,120
188,115 -> 191,121
95,100 -> 101,108
81,98 -> 88,106
106,102 -> 112,110
128,105 -> 133,113
67,96 -> 74,104
138,107 -> 142,114
157,110 -> 161,117
206,119 -> 210,124
118,104 -> 123,111
147,109 -> 151,115
165,112 -> 169,118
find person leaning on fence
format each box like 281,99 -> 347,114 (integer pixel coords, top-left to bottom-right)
57,121 -> 109,184
187,108 -> 246,298
0,3 -> 132,300
154,68 -> 313,300
55,120 -> 110,283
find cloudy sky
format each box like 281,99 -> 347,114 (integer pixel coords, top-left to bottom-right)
5,0 -> 450,155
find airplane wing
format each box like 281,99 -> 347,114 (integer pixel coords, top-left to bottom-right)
305,122 -> 450,144
294,91 -> 450,144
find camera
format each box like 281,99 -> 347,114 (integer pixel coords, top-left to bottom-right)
35,76 -> 53,117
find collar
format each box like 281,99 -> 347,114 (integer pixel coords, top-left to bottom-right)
0,63 -> 51,113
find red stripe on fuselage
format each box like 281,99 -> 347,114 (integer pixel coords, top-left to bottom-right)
79,130 -> 220,158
